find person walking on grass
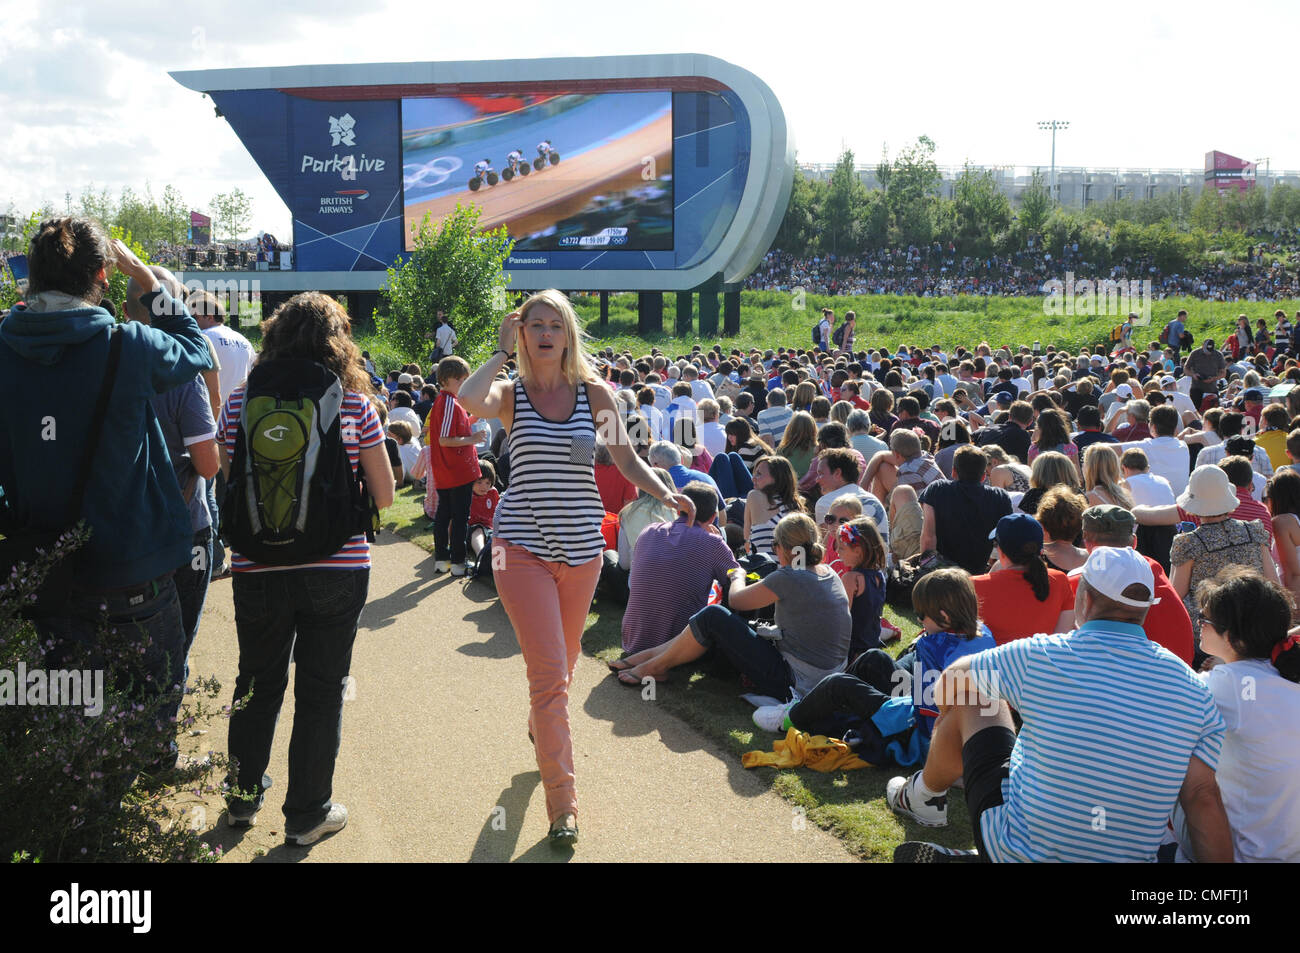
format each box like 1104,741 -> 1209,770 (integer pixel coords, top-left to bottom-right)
457,290 -> 695,849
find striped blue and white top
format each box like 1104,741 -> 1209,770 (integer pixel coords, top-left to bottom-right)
967,620 -> 1225,863
494,379 -> 606,566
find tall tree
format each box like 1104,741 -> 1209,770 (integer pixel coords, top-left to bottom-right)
821,149 -> 870,255
952,163 -> 1012,257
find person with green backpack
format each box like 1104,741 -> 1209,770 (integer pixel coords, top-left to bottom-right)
217,292 -> 394,847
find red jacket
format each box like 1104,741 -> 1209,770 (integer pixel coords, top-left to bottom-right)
428,390 -> 481,488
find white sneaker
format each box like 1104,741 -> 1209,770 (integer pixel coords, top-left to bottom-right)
886,772 -> 948,828
450,562 -> 467,577
433,560 -> 451,573
285,803 -> 348,846
752,703 -> 793,733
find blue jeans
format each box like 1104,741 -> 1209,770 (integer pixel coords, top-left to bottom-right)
226,568 -> 369,833
708,452 -> 754,500
174,526 -> 213,690
688,604 -> 794,701
36,574 -> 185,771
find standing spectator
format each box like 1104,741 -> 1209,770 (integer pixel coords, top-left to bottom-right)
219,292 -> 394,845
458,291 -> 695,847
125,268 -> 221,695
1164,310 -> 1187,359
0,226 -> 212,774
428,357 -> 483,576
1184,339 -> 1227,411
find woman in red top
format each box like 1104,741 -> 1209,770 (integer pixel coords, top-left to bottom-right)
972,513 -> 1075,644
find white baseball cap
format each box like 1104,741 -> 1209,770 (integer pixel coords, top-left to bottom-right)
397,373 -> 414,385
1160,375 -> 1176,387
1115,384 -> 1134,398
1068,546 -> 1160,608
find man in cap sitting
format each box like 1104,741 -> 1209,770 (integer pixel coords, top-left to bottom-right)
888,546 -> 1231,862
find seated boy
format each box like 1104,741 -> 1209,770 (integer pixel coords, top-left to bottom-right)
467,460 -> 500,561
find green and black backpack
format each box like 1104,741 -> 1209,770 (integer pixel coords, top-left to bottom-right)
222,359 -> 367,565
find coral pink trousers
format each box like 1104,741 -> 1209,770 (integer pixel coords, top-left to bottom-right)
493,540 -> 602,823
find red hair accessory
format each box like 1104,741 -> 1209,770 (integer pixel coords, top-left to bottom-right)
837,523 -> 863,549
1272,633 -> 1300,664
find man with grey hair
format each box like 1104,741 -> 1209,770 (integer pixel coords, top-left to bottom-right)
648,440 -> 724,520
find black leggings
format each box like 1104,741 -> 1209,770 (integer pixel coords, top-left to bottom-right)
788,648 -> 913,736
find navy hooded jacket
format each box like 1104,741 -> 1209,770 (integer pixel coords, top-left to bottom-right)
0,288 -> 214,588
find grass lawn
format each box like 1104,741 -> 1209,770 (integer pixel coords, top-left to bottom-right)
381,484 -> 974,861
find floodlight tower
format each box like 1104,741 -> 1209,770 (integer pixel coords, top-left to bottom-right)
1037,120 -> 1070,204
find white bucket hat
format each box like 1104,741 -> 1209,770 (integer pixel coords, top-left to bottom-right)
1177,465 -> 1239,517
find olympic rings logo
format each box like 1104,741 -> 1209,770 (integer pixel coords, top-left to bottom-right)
403,155 -> 464,188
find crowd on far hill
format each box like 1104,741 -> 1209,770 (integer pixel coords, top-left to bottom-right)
746,237 -> 1300,301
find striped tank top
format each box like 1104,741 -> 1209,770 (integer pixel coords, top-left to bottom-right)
494,378 -> 606,565
749,502 -> 790,557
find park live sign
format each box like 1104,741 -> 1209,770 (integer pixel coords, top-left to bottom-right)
170,54 -> 794,290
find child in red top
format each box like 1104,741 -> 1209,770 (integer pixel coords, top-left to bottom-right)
429,356 -> 483,575
467,459 -> 500,561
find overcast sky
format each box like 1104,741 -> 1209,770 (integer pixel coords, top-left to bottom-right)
3,0 -> 1297,240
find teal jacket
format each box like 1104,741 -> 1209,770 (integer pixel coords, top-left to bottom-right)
0,288 -> 214,588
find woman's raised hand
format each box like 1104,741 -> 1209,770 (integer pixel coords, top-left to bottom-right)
499,310 -> 523,355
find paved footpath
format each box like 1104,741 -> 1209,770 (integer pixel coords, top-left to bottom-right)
181,533 -> 854,863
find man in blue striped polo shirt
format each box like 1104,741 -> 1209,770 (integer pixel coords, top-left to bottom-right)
888,547 -> 1232,863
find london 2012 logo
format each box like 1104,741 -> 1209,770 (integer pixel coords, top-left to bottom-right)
328,113 -> 356,147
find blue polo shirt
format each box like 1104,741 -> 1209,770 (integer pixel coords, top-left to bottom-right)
666,464 -> 725,510
967,620 -> 1224,862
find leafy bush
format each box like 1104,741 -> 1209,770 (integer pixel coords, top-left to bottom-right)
0,529 -> 239,862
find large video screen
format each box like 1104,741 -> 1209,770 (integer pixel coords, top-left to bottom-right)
401,90 -> 672,252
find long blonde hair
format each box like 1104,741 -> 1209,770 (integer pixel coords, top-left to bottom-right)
514,289 -> 601,386
1029,450 -> 1083,493
1082,444 -> 1134,509
777,411 -> 819,456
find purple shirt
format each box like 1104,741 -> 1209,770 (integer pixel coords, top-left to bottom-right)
622,518 -> 739,655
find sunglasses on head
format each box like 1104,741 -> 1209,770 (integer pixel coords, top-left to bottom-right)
823,514 -> 850,525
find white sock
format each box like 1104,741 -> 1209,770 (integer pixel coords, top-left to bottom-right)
914,773 -> 947,800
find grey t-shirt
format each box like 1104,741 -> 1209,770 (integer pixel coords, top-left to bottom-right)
762,565 -> 851,678
151,375 -> 217,533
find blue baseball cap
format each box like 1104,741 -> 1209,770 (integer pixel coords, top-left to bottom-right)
989,513 -> 1044,555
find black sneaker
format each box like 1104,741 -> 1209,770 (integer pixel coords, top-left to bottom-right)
894,841 -> 981,863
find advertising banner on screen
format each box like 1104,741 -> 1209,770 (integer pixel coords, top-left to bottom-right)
402,91 -> 672,252
189,211 -> 211,245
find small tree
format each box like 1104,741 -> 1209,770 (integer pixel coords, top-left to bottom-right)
379,203 -> 512,365
1017,171 -> 1052,240
209,188 -> 253,243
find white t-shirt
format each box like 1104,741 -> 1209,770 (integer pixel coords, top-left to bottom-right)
203,324 -> 256,405
1124,471 -> 1177,507
699,421 -> 727,458
389,406 -> 422,433
690,379 -> 715,404
1117,436 -> 1191,496
435,322 -> 457,353
397,440 -> 421,475
1193,659 -> 1300,862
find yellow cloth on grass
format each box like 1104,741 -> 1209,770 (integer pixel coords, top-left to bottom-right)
741,727 -> 871,772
